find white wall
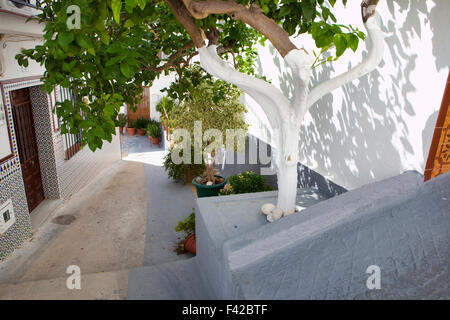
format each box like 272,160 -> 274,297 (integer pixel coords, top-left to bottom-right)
0,12 -> 45,81
249,0 -> 449,190
149,73 -> 177,121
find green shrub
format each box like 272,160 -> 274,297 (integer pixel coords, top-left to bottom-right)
134,118 -> 150,129
219,170 -> 273,196
146,122 -> 161,138
117,114 -> 127,127
175,208 -> 195,239
163,147 -> 205,183
156,96 -> 175,116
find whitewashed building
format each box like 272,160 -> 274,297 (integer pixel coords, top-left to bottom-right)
0,1 -> 121,260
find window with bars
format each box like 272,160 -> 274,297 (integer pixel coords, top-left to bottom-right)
10,0 -> 39,9
52,86 -> 83,160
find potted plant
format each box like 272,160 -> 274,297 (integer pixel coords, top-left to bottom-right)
146,122 -> 161,145
117,114 -> 127,134
192,160 -> 227,198
163,146 -> 205,183
126,120 -> 137,136
175,208 -> 196,255
135,118 -> 149,136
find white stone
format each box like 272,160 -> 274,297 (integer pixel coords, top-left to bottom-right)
271,208 -> 283,220
261,203 -> 276,215
266,207 -> 283,223
206,181 -> 213,186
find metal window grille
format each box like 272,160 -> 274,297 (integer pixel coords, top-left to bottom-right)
55,86 -> 83,160
9,0 -> 39,9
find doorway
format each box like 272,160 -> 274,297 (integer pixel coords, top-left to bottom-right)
424,72 -> 450,181
10,87 -> 45,212
127,87 -> 151,123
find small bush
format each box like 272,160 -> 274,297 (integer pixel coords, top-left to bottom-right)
117,114 -> 127,127
134,118 -> 150,129
146,122 -> 161,138
163,147 -> 205,183
219,170 -> 273,196
175,208 -> 195,239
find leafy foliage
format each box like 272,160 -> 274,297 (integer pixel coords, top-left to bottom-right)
146,122 -> 162,138
117,113 -> 127,127
219,170 -> 273,195
175,208 -> 196,239
155,96 -> 175,117
16,0 -> 365,151
163,146 -> 205,183
134,118 -> 150,129
169,65 -> 248,149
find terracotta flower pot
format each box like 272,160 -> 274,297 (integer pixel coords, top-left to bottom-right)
137,129 -> 145,136
151,137 -> 159,145
184,234 -> 196,255
127,127 -> 136,136
118,126 -> 124,134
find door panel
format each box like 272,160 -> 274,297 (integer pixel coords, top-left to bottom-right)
127,87 -> 151,123
11,88 -> 45,212
425,72 -> 450,181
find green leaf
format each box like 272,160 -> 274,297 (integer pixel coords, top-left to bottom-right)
111,0 -> 122,24
279,5 -> 291,17
76,34 -> 93,49
346,33 -> 359,52
301,1 -> 315,21
124,19 -> 135,28
125,0 -> 137,13
334,34 -> 347,57
120,63 -> 131,78
136,0 -> 146,10
58,32 -> 75,51
87,47 -> 96,56
100,32 -> 110,46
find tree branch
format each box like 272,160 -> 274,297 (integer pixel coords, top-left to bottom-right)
164,0 -> 205,48
182,0 -> 297,57
307,1 -> 384,108
175,44 -> 232,80
361,0 -> 380,23
199,45 -> 291,130
145,41 -> 195,72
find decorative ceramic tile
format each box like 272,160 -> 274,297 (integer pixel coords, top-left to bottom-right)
0,78 -> 121,261
29,86 -> 61,199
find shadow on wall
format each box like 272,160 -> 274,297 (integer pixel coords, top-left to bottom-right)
282,0 -> 448,189
428,0 -> 450,72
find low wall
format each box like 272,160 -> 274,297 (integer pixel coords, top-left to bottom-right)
196,171 -> 450,299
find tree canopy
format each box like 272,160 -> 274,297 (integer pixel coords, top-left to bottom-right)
16,0 -> 367,151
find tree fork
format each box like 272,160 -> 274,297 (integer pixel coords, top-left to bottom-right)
181,0 -> 297,57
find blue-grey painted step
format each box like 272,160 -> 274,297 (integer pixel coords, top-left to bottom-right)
127,258 -> 210,300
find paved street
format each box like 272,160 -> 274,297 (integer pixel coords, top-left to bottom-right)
0,134 -> 195,299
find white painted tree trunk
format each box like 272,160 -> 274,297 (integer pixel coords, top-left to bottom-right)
276,157 -> 299,215
198,15 -> 385,221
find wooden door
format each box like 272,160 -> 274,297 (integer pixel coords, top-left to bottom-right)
424,72 -> 450,181
11,88 -> 45,212
127,87 -> 151,123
